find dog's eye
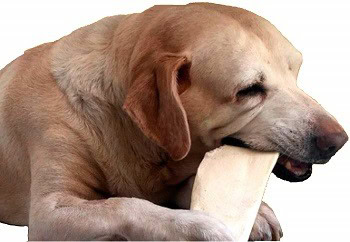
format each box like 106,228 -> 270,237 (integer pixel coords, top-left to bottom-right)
236,83 -> 266,98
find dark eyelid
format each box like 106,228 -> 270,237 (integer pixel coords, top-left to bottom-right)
236,81 -> 266,97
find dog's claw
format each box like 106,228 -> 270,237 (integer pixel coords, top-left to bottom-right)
249,201 -> 283,241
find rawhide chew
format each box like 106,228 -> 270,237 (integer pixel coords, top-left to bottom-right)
190,145 -> 279,241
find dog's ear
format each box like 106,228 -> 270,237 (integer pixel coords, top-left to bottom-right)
123,53 -> 191,161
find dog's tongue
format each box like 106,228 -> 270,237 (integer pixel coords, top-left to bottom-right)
278,155 -> 309,176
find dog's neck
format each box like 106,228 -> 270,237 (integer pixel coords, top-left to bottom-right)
51,15 -> 124,105
49,13 -> 208,201
48,14 -> 155,187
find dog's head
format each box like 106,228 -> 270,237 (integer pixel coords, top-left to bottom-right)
123,3 -> 348,182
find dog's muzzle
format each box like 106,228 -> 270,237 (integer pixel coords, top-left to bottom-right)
221,125 -> 348,182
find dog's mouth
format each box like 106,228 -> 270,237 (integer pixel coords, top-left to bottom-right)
221,137 -> 312,182
272,155 -> 312,182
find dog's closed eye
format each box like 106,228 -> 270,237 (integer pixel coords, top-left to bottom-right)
236,82 -> 266,98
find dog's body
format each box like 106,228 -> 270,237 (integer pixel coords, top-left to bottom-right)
0,3 -> 347,240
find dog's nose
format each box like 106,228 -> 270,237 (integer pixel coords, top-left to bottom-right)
314,116 -> 348,159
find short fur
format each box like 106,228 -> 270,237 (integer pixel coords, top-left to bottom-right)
0,3 -> 347,240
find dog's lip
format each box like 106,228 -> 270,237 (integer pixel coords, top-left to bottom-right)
221,136 -> 313,182
273,154 -> 313,182
221,136 -> 250,148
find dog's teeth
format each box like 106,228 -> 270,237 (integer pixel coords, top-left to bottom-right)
285,161 -> 292,170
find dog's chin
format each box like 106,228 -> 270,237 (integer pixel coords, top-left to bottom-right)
221,137 -> 312,182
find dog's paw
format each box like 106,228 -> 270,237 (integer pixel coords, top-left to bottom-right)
249,201 -> 283,241
173,209 -> 234,241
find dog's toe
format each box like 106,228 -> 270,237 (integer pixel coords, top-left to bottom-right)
249,201 -> 283,241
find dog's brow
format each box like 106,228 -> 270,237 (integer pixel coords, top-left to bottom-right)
248,72 -> 265,85
241,71 -> 265,86
258,72 -> 265,83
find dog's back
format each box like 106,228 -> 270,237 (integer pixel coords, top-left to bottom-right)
0,43 -> 54,225
0,13 -> 131,226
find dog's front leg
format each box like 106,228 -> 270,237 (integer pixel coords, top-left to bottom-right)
29,190 -> 236,241
28,153 -> 233,240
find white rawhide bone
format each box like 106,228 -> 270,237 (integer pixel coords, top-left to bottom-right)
190,145 -> 279,241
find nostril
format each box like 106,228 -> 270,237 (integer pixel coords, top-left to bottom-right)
326,145 -> 336,154
315,136 -> 331,152
315,132 -> 348,158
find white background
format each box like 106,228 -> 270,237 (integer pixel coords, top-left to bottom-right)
0,0 -> 349,241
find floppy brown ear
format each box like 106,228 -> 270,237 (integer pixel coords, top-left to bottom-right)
123,54 -> 191,161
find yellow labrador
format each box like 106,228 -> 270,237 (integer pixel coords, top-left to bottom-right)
0,3 -> 347,241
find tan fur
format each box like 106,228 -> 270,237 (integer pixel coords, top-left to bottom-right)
0,3 -> 346,240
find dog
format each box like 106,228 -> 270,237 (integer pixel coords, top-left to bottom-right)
0,3 -> 347,241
